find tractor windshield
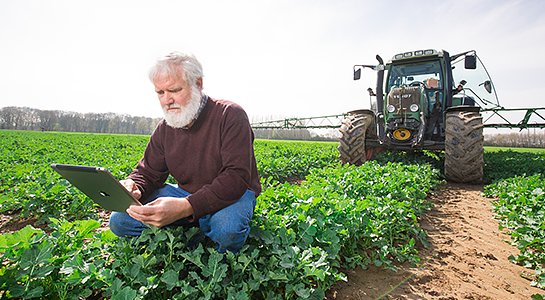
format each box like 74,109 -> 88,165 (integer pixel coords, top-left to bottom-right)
386,60 -> 443,92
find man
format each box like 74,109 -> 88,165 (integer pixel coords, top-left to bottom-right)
109,52 -> 261,253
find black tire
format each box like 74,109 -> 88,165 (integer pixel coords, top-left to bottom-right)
338,111 -> 374,165
444,110 -> 484,183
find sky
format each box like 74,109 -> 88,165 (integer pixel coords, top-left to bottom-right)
1,0 -> 545,128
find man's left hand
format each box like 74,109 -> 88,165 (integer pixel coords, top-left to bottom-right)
126,197 -> 194,227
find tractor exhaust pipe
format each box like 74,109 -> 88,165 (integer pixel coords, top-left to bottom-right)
376,55 -> 386,142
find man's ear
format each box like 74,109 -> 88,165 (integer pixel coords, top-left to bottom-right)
196,77 -> 203,90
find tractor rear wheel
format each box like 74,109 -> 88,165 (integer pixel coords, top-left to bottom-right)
444,110 -> 484,183
338,111 -> 374,165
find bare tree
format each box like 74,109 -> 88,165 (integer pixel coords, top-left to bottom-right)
485,129 -> 545,148
0,106 -> 161,135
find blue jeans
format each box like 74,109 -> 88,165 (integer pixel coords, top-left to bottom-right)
109,184 -> 256,253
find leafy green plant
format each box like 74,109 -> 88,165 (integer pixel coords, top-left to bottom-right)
254,139 -> 338,182
0,218 -> 116,299
484,150 -> 545,183
484,174 -> 545,289
0,131 -> 147,223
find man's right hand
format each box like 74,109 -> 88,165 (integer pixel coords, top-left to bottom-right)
120,179 -> 142,200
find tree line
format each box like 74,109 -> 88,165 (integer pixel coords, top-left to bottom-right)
253,129 -> 337,141
0,106 -> 161,135
485,131 -> 545,148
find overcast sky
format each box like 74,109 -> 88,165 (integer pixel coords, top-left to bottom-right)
1,0 -> 544,125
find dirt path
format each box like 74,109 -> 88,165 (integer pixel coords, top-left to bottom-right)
328,183 -> 544,299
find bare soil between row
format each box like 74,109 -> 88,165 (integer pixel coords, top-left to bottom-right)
327,183 -> 543,299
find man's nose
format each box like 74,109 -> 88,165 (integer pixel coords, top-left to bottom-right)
162,92 -> 174,104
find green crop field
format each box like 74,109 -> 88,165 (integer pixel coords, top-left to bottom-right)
1,130 -> 544,299
485,146 -> 545,154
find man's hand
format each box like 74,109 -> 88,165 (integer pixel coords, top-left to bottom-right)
120,179 -> 142,200
126,197 -> 194,228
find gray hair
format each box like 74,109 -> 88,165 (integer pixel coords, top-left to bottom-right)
149,52 -> 203,85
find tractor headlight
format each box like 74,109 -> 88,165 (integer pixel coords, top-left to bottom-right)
409,104 -> 419,112
387,104 -> 396,113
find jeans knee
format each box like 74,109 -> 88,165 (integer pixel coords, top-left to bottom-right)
216,222 -> 250,239
109,211 -> 145,237
198,189 -> 256,252
206,221 -> 250,253
109,212 -> 124,236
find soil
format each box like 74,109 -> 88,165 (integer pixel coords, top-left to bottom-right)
2,183 -> 544,299
326,183 -> 544,299
0,209 -> 112,233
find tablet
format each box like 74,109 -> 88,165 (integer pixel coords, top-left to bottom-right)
50,164 -> 142,211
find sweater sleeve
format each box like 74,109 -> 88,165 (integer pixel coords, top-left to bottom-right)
128,122 -> 170,199
186,105 -> 255,220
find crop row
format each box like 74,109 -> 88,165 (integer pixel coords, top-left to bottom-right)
484,173 -> 545,290
483,150 -> 545,297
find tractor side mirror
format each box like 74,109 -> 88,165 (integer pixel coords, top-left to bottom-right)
465,55 -> 477,69
354,68 -> 361,80
483,80 -> 492,93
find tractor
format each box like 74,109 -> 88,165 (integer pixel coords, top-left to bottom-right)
340,49 -> 492,183
250,49 -> 545,183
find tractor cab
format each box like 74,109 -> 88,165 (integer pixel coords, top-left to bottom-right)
384,56 -> 448,145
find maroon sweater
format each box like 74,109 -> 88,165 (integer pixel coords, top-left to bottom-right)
128,97 -> 261,221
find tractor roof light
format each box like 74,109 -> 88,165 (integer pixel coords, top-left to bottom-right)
392,49 -> 438,61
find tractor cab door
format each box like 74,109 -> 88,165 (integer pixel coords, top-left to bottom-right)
450,53 -> 499,109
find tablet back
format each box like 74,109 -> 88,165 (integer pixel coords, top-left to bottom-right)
51,164 -> 141,212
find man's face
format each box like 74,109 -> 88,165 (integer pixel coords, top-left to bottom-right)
152,68 -> 204,128
153,70 -> 196,112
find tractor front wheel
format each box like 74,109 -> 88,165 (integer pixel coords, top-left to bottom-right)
338,111 -> 375,165
444,110 -> 484,183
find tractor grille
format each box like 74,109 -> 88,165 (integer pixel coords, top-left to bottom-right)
387,86 -> 420,111
387,118 -> 421,130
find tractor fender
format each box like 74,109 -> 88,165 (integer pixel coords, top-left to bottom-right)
445,105 -> 480,114
346,109 -> 376,118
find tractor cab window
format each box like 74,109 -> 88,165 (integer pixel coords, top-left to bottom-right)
387,60 -> 443,92
451,54 -> 500,108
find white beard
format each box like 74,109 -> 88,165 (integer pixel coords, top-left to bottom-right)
162,87 -> 202,128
